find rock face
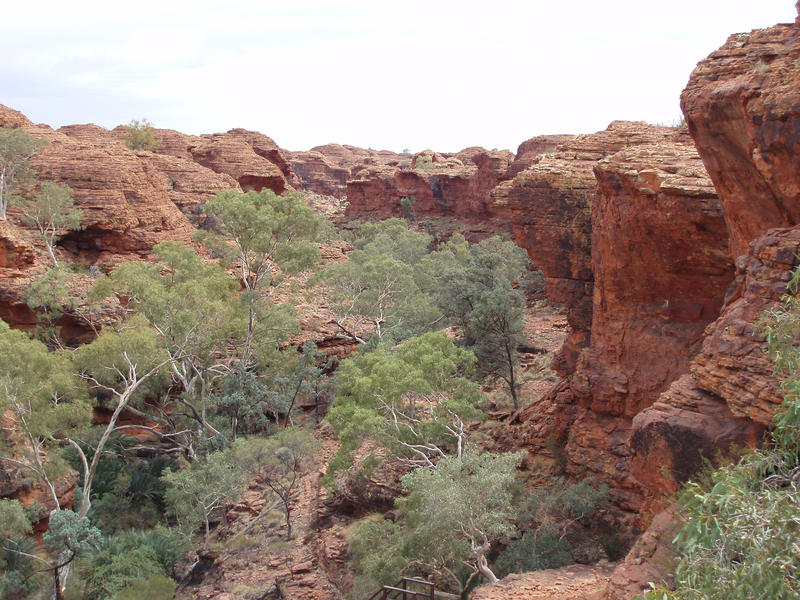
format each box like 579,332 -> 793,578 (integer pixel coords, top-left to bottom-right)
580,143 -> 734,418
344,147 -> 516,239
600,507 -> 679,600
187,129 -> 294,194
503,131 -> 738,516
288,150 -> 351,197
630,226 -> 800,495
289,144 -> 405,199
626,17 -> 800,501
507,122 -> 692,376
680,21 -> 800,259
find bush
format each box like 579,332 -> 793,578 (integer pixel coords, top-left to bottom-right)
123,119 -> 159,151
113,575 -> 175,600
85,527 -> 184,600
495,526 -> 574,576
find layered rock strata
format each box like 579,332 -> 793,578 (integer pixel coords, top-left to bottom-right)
681,21 -> 800,259
507,122 -> 692,375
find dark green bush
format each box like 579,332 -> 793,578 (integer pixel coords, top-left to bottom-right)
495,526 -> 573,575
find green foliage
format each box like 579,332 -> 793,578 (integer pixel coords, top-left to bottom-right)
17,181 -> 83,266
43,509 -> 103,557
0,535 -> 40,598
316,218 -> 438,344
0,126 -> 47,219
0,318 -> 90,493
123,119 -> 159,151
202,188 -> 322,288
24,265 -> 85,346
350,451 -> 524,594
0,499 -> 32,538
494,476 -> 607,577
400,196 -> 416,221
327,331 -> 482,479
414,154 -> 435,170
423,235 -> 531,408
72,314 -> 166,401
495,526 -> 573,575
112,574 -> 175,600
163,448 -> 247,542
63,441 -> 177,534
231,427 -> 318,539
86,526 -> 184,598
655,266 -> 800,600
0,499 -> 37,597
200,188 -> 322,365
352,218 -> 433,266
92,241 -> 242,442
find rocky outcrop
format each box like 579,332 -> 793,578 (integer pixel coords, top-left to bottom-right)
344,147 -> 515,239
288,151 -> 351,198
630,375 -> 764,497
505,134 -> 576,179
630,226 -> 800,494
507,134 -> 737,516
140,152 -> 238,226
579,143 -> 733,418
680,21 -> 800,259
34,123 -> 195,261
289,144 -> 405,199
626,15 -> 800,501
0,220 -> 36,270
472,562 -> 617,600
600,507 -> 679,600
187,129 -> 294,195
0,460 -> 78,530
507,122 -> 692,376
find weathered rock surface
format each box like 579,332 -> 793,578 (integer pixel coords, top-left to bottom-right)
631,226 -> 800,495
0,219 -> 36,270
287,150 -> 351,198
508,122 -> 691,376
140,151 -> 238,226
600,507 -> 679,600
289,144 -> 405,199
681,20 -> 800,259
472,562 -> 617,600
35,122 -> 195,260
690,219 -> 800,425
505,134 -> 576,179
187,129 -> 294,195
580,143 -> 733,418
344,146 -> 515,240
630,375 -> 764,497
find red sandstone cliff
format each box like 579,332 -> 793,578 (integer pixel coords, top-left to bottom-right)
507,122 -> 692,376
680,20 -> 800,259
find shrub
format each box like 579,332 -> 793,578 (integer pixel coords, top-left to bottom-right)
495,526 -> 574,576
123,119 -> 159,151
113,575 -> 175,600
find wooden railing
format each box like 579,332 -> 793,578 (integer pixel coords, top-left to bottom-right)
366,577 -> 436,600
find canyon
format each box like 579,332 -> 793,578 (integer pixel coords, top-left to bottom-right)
2,7 -> 800,599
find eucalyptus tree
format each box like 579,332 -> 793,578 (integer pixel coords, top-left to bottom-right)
17,182 -> 82,266
326,330 -> 482,477
0,126 -> 46,219
200,188 -> 323,365
350,450 -> 524,595
429,236 -> 530,409
90,241 -> 243,449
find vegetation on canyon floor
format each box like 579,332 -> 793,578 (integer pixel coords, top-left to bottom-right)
0,182 -> 599,599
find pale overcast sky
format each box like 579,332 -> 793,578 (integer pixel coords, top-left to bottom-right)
0,1 -> 793,152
